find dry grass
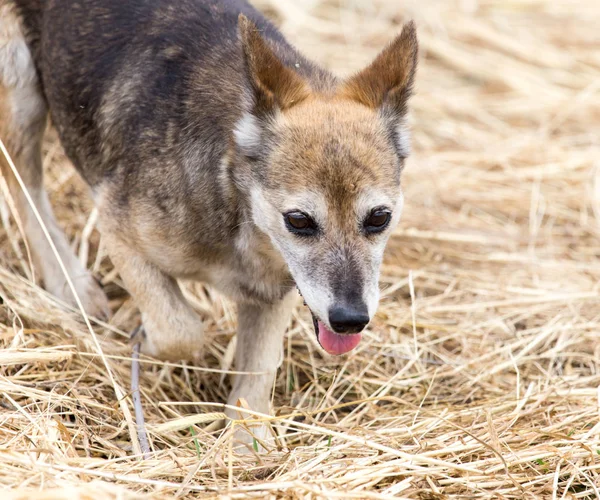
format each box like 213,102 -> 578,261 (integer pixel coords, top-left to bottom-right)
2,0 -> 600,498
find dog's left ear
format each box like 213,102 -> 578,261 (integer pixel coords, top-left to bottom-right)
238,14 -> 309,116
340,22 -> 418,156
235,15 -> 310,157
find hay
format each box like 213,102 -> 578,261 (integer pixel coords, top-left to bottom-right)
1,0 -> 599,497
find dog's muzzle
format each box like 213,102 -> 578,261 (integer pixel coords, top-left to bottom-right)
298,286 -> 365,355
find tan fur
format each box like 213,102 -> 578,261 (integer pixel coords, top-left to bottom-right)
339,21 -> 418,112
0,2 -> 36,88
100,229 -> 205,360
266,98 -> 400,197
226,290 -> 297,447
238,14 -> 310,112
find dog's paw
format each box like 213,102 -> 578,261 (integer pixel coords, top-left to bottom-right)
232,422 -> 273,454
225,399 -> 275,453
48,272 -> 111,321
74,274 -> 111,320
135,313 -> 204,362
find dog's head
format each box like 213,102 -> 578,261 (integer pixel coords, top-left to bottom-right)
234,15 -> 418,355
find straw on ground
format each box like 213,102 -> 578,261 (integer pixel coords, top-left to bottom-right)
1,0 -> 599,498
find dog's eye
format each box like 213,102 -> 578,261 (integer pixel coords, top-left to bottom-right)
364,209 -> 391,234
288,213 -> 309,229
284,212 -> 318,236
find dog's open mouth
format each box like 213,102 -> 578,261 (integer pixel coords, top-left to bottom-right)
298,286 -> 362,355
311,314 -> 362,355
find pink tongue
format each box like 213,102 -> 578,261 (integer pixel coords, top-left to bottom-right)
317,321 -> 362,355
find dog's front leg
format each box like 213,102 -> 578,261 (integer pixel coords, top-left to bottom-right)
103,234 -> 205,362
226,291 -> 296,448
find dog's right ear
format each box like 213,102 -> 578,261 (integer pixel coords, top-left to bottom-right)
340,22 -> 418,117
235,15 -> 309,157
339,22 -> 418,158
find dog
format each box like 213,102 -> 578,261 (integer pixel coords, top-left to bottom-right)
0,0 -> 417,444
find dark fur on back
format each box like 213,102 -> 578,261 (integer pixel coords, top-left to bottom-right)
14,0 -> 333,223
11,0 -> 335,283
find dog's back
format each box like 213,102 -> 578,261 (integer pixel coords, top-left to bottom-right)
11,0 -> 330,186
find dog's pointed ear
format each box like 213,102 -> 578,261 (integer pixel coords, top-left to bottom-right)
340,21 -> 418,119
238,14 -> 309,116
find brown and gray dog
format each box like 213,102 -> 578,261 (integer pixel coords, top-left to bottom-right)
1,0 -> 417,443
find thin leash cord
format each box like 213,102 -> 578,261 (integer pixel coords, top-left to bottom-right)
131,326 -> 151,458
0,138 -> 144,457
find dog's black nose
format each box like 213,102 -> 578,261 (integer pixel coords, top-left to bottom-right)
328,305 -> 370,334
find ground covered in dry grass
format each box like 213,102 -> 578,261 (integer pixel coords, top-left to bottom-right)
2,0 -> 600,498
